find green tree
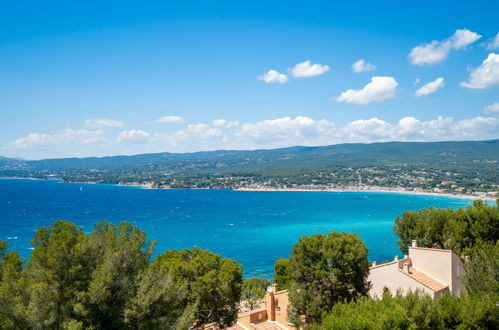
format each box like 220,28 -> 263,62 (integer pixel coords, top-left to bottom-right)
25,221 -> 87,328
287,231 -> 370,326
462,241 -> 499,303
0,242 -> 30,329
76,221 -> 155,328
393,199 -> 499,255
273,258 -> 291,290
125,246 -> 242,329
241,277 -> 271,311
317,290 -> 499,330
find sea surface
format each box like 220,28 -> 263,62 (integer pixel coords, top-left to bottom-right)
0,179 -> 474,279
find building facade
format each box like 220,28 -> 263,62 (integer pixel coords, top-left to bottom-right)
369,240 -> 466,298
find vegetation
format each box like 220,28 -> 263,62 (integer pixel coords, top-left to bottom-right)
273,257 -> 291,290
316,290 -> 498,330
393,199 -> 499,255
285,231 -> 371,326
2,140 -> 499,196
240,277 -> 271,311
462,241 -> 499,303
0,221 -> 242,329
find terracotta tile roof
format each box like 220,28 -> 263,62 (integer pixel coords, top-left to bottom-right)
227,323 -> 247,330
406,267 -> 448,293
251,321 -> 283,330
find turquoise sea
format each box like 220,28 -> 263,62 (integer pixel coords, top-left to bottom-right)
0,179 -> 473,279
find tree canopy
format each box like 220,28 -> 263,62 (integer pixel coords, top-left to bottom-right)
393,199 -> 499,255
286,231 -> 371,326
240,277 -> 271,311
0,221 -> 242,330
317,290 -> 498,330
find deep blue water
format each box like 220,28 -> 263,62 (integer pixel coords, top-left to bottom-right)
0,179 -> 473,279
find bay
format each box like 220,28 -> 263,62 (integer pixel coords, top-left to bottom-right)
0,179 -> 473,279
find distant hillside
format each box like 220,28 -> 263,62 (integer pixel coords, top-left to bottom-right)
2,139 -> 499,172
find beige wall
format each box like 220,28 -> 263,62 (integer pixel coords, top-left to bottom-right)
274,290 -> 291,327
408,247 -> 452,288
368,261 -> 435,298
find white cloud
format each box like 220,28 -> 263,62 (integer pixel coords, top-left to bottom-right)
414,78 -> 421,85
4,115 -> 499,159
460,53 -> 499,89
484,102 -> 499,115
238,116 -> 334,146
409,29 -> 481,66
85,119 -> 125,128
3,129 -> 105,150
486,32 -> 499,50
212,119 -> 240,128
258,70 -> 288,84
415,77 -> 445,97
117,130 -> 151,143
157,124 -> 225,148
352,59 -> 376,73
149,115 -> 186,124
289,60 -> 330,77
335,76 -> 398,105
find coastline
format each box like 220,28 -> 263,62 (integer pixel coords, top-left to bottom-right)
234,187 -> 497,202
0,177 -> 496,202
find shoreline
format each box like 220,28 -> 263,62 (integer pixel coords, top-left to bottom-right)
234,187 -> 497,202
1,177 -> 496,202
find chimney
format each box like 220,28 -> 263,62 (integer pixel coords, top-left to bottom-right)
412,240 -> 418,247
372,261 -> 377,266
402,262 -> 410,274
394,255 -> 399,261
266,285 -> 276,321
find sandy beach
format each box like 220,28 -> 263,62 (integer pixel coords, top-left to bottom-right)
234,186 -> 497,202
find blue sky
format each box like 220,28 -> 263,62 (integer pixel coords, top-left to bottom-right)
1,0 -> 498,159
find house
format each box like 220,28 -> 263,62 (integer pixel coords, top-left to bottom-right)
229,284 -> 295,330
368,240 -> 466,299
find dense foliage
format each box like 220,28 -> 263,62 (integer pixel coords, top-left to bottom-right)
273,257 -> 291,290
0,221 -> 242,330
240,277 -> 271,311
462,241 -> 499,303
393,199 -> 499,255
317,290 -> 498,330
286,231 -> 371,326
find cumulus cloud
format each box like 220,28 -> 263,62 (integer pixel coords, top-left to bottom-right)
149,115 -> 186,124
409,29 -> 481,65
289,60 -> 330,77
258,70 -> 288,84
85,119 -> 125,128
335,76 -> 398,104
4,115 -> 499,158
237,115 -> 499,148
460,53 -> 499,89
484,102 -> 499,115
157,124 -> 225,148
415,77 -> 445,97
3,129 -> 105,150
238,116 -> 334,147
117,130 -> 151,143
212,119 -> 240,128
487,32 -> 499,50
352,59 -> 376,73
